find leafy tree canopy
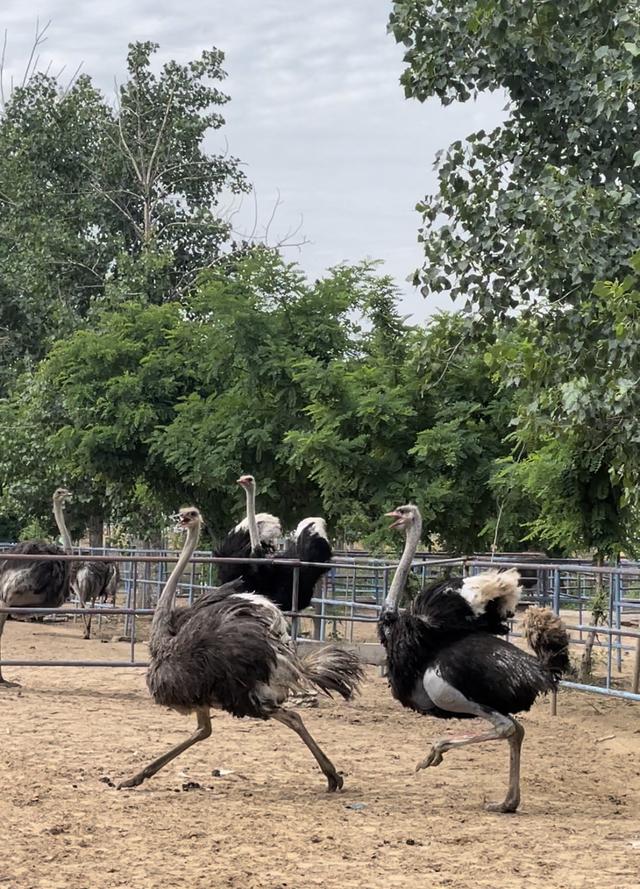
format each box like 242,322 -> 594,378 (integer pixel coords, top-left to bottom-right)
0,40 -> 247,395
0,250 -> 518,548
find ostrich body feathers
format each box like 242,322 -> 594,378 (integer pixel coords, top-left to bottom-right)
0,541 -> 70,609
149,581 -> 362,719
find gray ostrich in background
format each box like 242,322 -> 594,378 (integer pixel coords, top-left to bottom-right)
72,559 -> 119,639
0,487 -> 73,686
118,506 -> 363,792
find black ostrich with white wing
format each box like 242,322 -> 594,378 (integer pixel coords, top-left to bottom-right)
0,487 -> 73,686
215,474 -> 282,585
378,504 -> 569,813
215,475 -> 332,613
117,506 -> 362,792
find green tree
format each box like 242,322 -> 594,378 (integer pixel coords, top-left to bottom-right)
287,311 -> 518,551
390,0 -> 640,560
1,251 -> 519,549
0,41 -> 247,395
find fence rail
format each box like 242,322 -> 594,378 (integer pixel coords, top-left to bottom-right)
1,546 -> 639,704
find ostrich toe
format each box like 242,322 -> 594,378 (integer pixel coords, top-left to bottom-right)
415,746 -> 444,771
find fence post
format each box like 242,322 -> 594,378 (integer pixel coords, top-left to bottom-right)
291,566 -> 300,642
550,569 -> 561,716
130,559 -> 138,663
633,637 -> 640,695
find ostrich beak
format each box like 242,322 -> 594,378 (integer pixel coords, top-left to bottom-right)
237,475 -> 252,488
385,510 -> 404,530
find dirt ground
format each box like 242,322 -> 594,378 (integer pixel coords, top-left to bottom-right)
0,620 -> 638,889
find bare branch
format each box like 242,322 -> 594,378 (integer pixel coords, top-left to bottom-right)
146,82 -> 177,187
0,29 -> 8,109
262,188 -> 282,245
61,62 -> 84,97
113,76 -> 144,184
21,18 -> 51,88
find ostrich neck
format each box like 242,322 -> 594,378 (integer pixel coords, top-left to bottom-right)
384,520 -> 422,610
151,523 -> 201,636
53,501 -> 73,554
245,486 -> 260,552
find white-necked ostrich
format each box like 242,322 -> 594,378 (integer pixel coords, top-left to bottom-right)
118,506 -> 362,791
0,487 -> 73,686
215,475 -> 332,613
378,504 -> 570,813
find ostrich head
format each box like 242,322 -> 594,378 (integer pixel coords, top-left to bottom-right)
52,487 -> 72,507
237,474 -> 256,492
386,504 -> 421,532
174,506 -> 203,532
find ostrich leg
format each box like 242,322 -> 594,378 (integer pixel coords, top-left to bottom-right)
272,708 -> 343,792
81,596 -> 93,640
0,612 -> 19,688
415,713 -> 524,813
118,709 -> 212,789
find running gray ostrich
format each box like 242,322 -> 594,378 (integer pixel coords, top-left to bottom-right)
0,487 -> 73,686
378,504 -> 570,813
216,475 -> 332,612
117,506 -> 363,792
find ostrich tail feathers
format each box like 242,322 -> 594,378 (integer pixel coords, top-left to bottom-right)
523,606 -> 570,683
299,645 -> 364,700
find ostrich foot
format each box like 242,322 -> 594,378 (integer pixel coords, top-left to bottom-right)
117,773 -> 146,790
485,796 -> 519,814
326,771 -> 344,792
415,744 -> 445,771
0,677 -> 21,688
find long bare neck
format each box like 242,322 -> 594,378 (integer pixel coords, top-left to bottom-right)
245,485 -> 260,552
53,500 -> 73,554
384,519 -> 422,610
152,523 -> 201,635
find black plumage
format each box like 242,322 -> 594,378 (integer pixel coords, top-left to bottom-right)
410,575 -> 511,636
378,504 -> 570,813
379,611 -> 555,719
215,526 -> 276,586
118,507 -> 362,792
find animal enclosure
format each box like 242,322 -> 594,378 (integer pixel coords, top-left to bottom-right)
0,619 -> 638,889
1,547 -> 639,702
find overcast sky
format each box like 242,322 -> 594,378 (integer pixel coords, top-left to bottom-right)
2,2 -> 504,321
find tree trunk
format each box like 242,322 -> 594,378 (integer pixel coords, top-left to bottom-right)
88,515 -> 104,549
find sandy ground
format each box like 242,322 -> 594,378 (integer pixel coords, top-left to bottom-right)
0,620 -> 639,889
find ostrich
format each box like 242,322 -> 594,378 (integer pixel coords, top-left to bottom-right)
117,506 -> 362,791
215,474 -> 282,585
378,504 -> 570,813
72,559 -> 120,640
216,475 -> 332,612
0,487 -> 73,686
